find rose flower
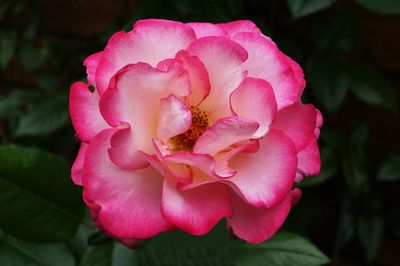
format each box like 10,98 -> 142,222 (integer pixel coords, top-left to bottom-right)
70,19 -> 322,247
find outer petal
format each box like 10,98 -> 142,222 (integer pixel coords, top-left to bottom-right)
297,137 -> 321,177
83,129 -> 174,239
69,81 -> 108,142
233,32 -> 305,109
175,50 -> 211,106
157,94 -> 192,143
186,22 -> 227,38
71,142 -> 88,185
217,20 -> 261,37
193,117 -> 259,156
83,51 -> 103,86
162,176 -> 232,235
100,62 -> 190,153
186,36 -> 248,121
108,125 -> 149,170
228,190 -> 292,244
224,129 -> 297,207
230,77 -> 277,138
95,19 -> 196,93
270,103 -> 317,152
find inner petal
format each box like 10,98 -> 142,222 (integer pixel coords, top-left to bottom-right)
168,106 -> 209,152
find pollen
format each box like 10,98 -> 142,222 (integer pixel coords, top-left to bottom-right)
169,106 -> 209,151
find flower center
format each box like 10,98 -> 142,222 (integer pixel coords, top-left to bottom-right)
169,106 -> 209,151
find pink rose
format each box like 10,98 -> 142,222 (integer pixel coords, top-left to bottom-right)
70,19 -> 322,246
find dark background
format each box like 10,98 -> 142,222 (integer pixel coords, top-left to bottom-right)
0,0 -> 399,265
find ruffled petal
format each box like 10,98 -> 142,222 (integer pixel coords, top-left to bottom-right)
186,22 -> 227,38
108,125 -> 149,170
175,50 -> 211,106
227,190 -> 292,244
71,142 -> 88,185
161,176 -> 232,235
157,94 -> 192,143
69,81 -> 108,142
224,129 -> 297,207
100,62 -> 190,153
95,19 -> 196,93
83,51 -> 103,87
233,32 -> 305,109
217,20 -> 261,37
230,77 -> 277,138
270,103 -> 317,152
83,129 -> 174,239
186,36 -> 247,121
297,137 -> 321,177
193,117 -> 259,156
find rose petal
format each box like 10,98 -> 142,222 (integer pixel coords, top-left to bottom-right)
108,125 -> 150,170
162,176 -> 231,235
175,50 -> 211,106
69,81 -> 108,142
218,20 -> 261,37
157,94 -> 192,143
71,142 -> 88,185
297,137 -> 321,177
187,22 -> 227,38
95,19 -> 196,93
83,52 -> 103,87
270,103 -> 317,152
233,32 -> 305,109
83,129 -> 174,239
100,62 -> 190,153
227,190 -> 292,244
224,129 -> 297,207
186,36 -> 247,121
230,77 -> 277,138
193,117 -> 259,156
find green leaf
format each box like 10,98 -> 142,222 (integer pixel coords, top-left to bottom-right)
0,146 -> 83,242
0,90 -> 41,119
341,126 -> 370,194
378,155 -> 400,181
0,30 -> 17,68
355,0 -> 400,14
287,0 -> 335,18
306,54 -> 349,113
14,95 -> 69,137
0,233 -> 75,266
79,241 -> 138,266
234,231 -> 330,266
19,42 -> 49,71
311,11 -> 357,53
298,147 -> 338,187
348,63 -> 397,112
140,221 -> 238,266
357,214 -> 384,262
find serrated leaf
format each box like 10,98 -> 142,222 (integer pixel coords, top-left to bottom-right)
14,95 -> 68,137
0,233 -> 75,266
0,146 -> 84,242
234,231 -> 330,266
348,63 -> 397,112
306,54 -> 349,113
378,155 -> 400,181
355,0 -> 400,14
287,0 -> 335,18
79,241 -> 138,266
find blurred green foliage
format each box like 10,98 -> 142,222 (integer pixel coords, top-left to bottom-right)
0,0 -> 399,265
